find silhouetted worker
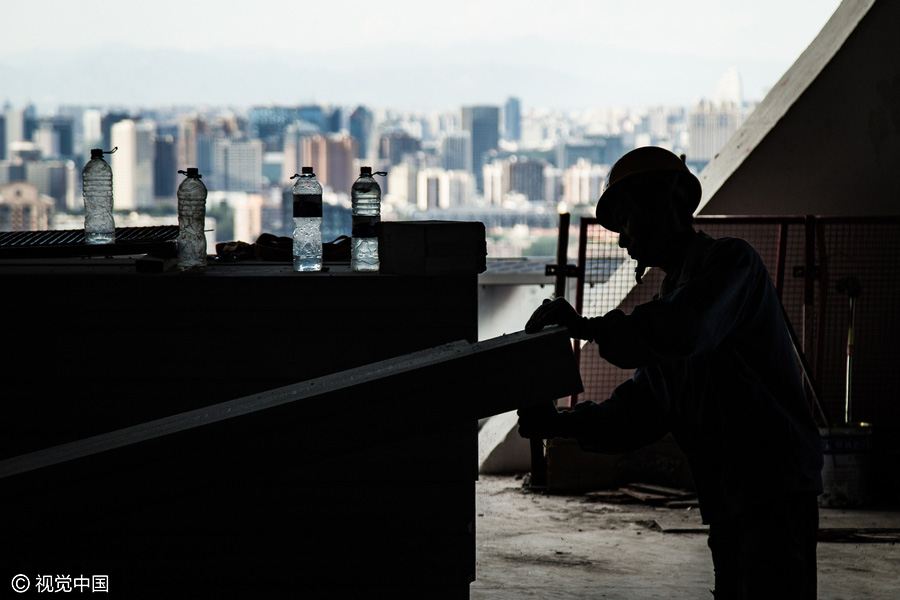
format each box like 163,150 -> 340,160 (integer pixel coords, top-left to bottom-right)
520,147 -> 823,599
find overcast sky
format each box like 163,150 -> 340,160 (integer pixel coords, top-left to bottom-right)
1,0 -> 844,110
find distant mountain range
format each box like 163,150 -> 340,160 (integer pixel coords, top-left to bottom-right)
1,39 -> 790,112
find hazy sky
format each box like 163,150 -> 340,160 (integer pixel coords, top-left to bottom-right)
1,0 -> 844,110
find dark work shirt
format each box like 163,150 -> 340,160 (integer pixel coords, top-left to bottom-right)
563,231 -> 823,525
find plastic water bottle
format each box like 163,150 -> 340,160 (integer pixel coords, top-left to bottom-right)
176,168 -> 208,274
82,147 -> 116,244
290,167 -> 323,272
351,166 -> 385,272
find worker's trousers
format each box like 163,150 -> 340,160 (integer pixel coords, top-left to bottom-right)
707,492 -> 819,600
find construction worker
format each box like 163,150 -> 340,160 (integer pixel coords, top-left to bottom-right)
520,146 -> 823,599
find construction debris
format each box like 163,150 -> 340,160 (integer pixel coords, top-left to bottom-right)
586,483 -> 698,508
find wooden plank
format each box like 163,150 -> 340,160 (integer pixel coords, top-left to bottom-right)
618,487 -> 672,505
0,327 -> 581,484
625,482 -> 696,500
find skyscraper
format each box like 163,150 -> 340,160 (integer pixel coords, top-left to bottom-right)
0,182 -> 54,231
461,106 -> 500,194
154,135 -> 178,199
33,116 -> 75,160
349,106 -> 373,160
82,109 -> 103,156
304,134 -> 357,194
378,132 -> 421,166
504,157 -> 545,203
3,105 -> 26,161
0,113 -> 6,161
213,139 -> 264,193
688,99 -> 744,165
25,160 -> 76,211
504,97 -> 521,142
441,132 -> 472,172
282,121 -> 319,182
110,119 -> 155,210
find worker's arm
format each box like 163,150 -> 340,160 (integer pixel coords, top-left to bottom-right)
518,369 -> 669,453
525,239 -> 760,369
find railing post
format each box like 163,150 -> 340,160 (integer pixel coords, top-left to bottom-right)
803,215 -> 817,358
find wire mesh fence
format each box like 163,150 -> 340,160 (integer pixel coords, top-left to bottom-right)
572,215 -> 900,432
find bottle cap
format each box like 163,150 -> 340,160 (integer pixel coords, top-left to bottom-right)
360,166 -> 372,176
302,166 -> 314,174
90,148 -> 104,159
178,168 -> 202,178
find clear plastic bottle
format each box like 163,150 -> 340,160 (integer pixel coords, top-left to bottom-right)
351,166 -> 385,272
176,168 -> 208,274
290,167 -> 323,272
82,147 -> 117,244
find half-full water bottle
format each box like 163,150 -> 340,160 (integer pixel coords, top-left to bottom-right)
176,168 -> 208,274
82,147 -> 117,244
351,166 -> 386,272
290,167 -> 323,272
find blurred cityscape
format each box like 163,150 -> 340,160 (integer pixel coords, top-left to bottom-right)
0,68 -> 752,258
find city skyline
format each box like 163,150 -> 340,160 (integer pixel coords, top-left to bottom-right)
2,1 -> 842,111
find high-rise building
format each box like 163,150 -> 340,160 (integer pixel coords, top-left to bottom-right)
110,119 -> 156,210
504,157 -> 545,203
442,170 -> 473,209
386,163 -> 418,209
212,139 -> 264,193
441,132 -> 472,172
101,112 -> 130,153
417,168 -> 443,211
461,106 -> 500,194
0,182 -> 54,231
25,160 -> 76,212
414,168 -> 473,211
482,162 -> 503,206
504,97 -> 521,142
3,105 -> 26,161
378,132 -> 421,166
304,134 -> 357,195
349,106 -> 373,160
249,106 -> 324,151
154,135 -> 178,199
0,160 -> 26,186
562,159 -> 607,206
556,135 -> 623,170
0,112 -> 6,161
543,165 -> 564,207
688,99 -> 744,165
482,157 -> 546,204
33,117 -> 75,160
299,105 -> 327,132
282,121 -> 320,182
177,115 -> 201,171
82,109 -> 103,156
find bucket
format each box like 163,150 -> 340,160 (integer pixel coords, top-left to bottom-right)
818,424 -> 875,508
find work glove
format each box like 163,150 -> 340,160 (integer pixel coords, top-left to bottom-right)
517,401 -> 565,440
524,298 -> 593,340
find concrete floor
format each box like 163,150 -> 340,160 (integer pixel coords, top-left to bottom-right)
470,474 -> 900,600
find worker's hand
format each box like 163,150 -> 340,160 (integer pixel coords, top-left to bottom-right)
524,298 -> 592,340
517,401 -> 563,440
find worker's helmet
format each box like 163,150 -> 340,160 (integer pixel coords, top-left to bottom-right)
596,147 -> 701,232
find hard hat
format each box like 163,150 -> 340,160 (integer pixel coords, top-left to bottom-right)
596,147 -> 701,232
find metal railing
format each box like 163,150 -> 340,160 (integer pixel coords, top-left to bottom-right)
571,215 -> 900,431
